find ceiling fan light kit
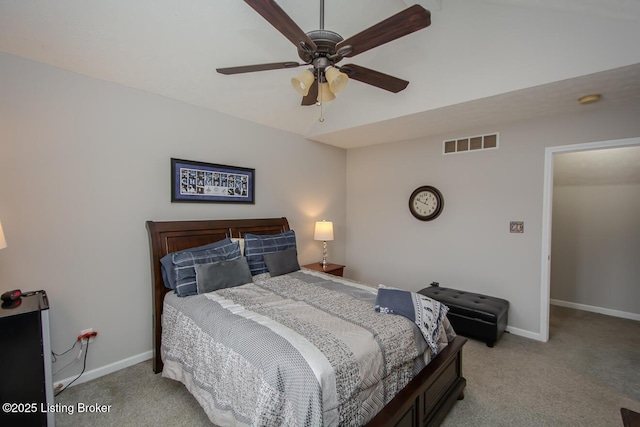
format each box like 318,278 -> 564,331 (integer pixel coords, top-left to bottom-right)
217,0 -> 431,110
291,69 -> 315,96
318,82 -> 336,102
325,66 -> 348,94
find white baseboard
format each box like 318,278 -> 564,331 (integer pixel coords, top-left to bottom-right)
506,325 -> 543,341
551,299 -> 640,321
55,350 -> 153,390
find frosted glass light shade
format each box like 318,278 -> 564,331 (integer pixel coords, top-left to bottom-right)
314,221 -> 334,241
291,69 -> 315,96
325,66 -> 349,94
317,82 -> 336,103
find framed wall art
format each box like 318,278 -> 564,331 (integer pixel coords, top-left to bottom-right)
171,158 -> 255,204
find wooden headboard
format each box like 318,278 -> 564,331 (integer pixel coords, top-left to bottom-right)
146,217 -> 291,373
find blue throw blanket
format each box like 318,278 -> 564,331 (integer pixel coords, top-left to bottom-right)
375,286 -> 448,355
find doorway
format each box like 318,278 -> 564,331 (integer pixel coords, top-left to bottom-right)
539,136 -> 640,342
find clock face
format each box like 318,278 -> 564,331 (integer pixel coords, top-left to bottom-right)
409,186 -> 444,221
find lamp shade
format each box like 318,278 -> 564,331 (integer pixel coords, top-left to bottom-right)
317,82 -> 336,103
314,221 -> 334,241
0,219 -> 6,249
325,66 -> 349,94
291,69 -> 315,96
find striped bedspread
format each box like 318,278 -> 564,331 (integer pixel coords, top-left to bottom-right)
161,269 -> 454,426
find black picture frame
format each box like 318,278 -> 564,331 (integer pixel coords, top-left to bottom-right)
171,158 -> 255,204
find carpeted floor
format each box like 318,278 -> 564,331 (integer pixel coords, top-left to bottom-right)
54,306 -> 640,426
441,306 -> 640,426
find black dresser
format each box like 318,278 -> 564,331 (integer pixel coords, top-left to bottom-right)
0,291 -> 54,426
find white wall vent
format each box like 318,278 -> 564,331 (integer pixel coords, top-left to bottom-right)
443,133 -> 499,154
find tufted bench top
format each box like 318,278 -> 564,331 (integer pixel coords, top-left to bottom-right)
420,287 -> 509,323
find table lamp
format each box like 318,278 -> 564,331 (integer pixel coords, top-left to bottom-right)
314,220 -> 334,270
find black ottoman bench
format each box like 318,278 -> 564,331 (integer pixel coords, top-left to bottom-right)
419,286 -> 509,347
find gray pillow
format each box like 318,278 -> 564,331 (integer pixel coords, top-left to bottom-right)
195,257 -> 253,294
263,247 -> 300,277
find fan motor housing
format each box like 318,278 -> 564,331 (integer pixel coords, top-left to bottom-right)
298,30 -> 343,63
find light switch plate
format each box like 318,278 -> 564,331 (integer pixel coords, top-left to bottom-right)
510,221 -> 524,233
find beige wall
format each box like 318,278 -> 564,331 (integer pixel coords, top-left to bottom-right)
551,183 -> 640,316
0,53 -> 346,381
345,101 -> 640,338
2,48 -> 639,383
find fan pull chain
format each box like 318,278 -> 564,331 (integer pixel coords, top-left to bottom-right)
318,68 -> 324,122
318,81 -> 324,122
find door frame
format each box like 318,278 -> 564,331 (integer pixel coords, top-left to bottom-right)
539,136 -> 640,341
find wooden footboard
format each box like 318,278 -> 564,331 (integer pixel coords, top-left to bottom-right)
366,335 -> 467,427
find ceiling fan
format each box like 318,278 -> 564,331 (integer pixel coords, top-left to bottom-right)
217,0 -> 431,106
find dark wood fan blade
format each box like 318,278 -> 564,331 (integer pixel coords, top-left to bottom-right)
336,5 -> 430,58
301,80 -> 318,106
217,61 -> 303,75
340,64 -> 409,93
244,0 -> 317,52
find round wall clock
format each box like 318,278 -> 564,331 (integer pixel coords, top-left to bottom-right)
409,186 -> 444,221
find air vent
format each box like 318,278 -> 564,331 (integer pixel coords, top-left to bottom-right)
443,133 -> 499,154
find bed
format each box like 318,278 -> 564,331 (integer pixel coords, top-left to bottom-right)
146,217 -> 466,426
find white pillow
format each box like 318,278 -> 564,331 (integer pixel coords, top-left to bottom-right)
231,237 -> 245,255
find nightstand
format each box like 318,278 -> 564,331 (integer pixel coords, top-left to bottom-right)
0,291 -> 54,427
303,262 -> 345,277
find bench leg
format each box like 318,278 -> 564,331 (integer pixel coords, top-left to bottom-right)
486,341 -> 494,348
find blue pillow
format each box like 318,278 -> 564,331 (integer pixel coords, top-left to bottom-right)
161,238 -> 242,296
160,237 -> 233,290
375,286 -> 448,355
244,230 -> 297,275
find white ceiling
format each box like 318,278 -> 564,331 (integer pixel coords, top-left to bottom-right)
1,0 -> 640,149
554,146 -> 640,186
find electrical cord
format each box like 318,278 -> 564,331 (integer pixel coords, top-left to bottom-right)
53,357 -> 78,377
52,339 -> 82,376
52,339 -> 80,363
54,338 -> 90,396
